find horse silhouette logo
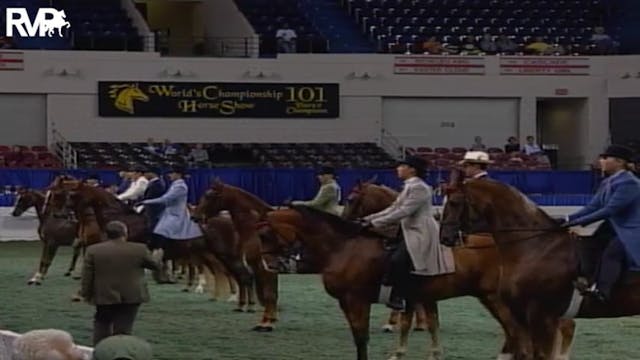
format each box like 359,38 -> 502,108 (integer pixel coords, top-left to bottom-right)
108,84 -> 150,114
5,8 -> 70,37
42,9 -> 71,37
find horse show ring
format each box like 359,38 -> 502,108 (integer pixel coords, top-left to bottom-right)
0,205 -> 635,359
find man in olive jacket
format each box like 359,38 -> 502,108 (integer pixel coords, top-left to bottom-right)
81,221 -> 160,346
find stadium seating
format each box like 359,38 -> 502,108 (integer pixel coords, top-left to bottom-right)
341,0 -> 613,54
69,142 -> 396,169
405,146 -> 552,170
235,0 -> 329,55
0,145 -> 61,169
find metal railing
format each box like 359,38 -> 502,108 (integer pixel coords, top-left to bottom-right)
51,128 -> 77,169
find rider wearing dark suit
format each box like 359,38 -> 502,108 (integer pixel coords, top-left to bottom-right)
141,168 -> 166,231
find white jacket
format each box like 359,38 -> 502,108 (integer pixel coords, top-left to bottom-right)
117,176 -> 149,201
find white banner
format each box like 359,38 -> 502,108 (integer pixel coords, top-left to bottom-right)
0,207 -> 39,241
394,56 -> 486,75
0,51 -> 24,71
499,57 -> 590,75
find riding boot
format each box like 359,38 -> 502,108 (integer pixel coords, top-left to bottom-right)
589,237 -> 626,303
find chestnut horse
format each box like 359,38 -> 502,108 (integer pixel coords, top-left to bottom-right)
341,180 -> 431,334
440,174 -> 640,359
50,179 -> 251,299
12,187 -> 78,284
192,179 -> 279,331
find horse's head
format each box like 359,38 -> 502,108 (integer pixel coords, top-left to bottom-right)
194,179 -> 229,220
342,176 -> 394,220
112,84 -> 149,114
12,187 -> 37,216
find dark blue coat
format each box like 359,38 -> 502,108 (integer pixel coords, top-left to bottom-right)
142,177 -> 166,229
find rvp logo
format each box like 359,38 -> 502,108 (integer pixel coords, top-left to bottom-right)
5,8 -> 71,37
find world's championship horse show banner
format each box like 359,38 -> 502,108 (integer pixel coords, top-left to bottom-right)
499,57 -> 591,75
98,81 -> 340,118
394,56 -> 486,75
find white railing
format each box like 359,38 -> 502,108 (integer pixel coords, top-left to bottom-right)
380,128 -> 406,160
51,128 -> 77,169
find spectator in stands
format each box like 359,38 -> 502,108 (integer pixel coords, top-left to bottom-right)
590,26 -> 616,55
161,139 -> 177,157
525,37 -> 551,55
523,135 -> 551,164
460,36 -> 481,55
187,143 -> 211,168
422,36 -> 443,54
81,221 -> 159,346
470,136 -> 487,151
144,138 -> 157,154
496,35 -> 518,54
504,136 -> 520,154
549,42 -> 568,56
523,136 -> 543,156
479,34 -> 498,54
85,174 -> 101,187
117,166 -> 149,204
276,23 -> 297,53
12,329 -> 86,360
93,335 -> 152,360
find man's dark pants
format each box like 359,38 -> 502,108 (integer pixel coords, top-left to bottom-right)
93,303 -> 140,345
383,240 -> 413,299
596,237 -> 627,298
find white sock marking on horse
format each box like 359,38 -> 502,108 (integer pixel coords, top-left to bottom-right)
195,273 -> 206,293
496,354 -> 514,360
381,324 -> 395,332
561,288 -> 584,319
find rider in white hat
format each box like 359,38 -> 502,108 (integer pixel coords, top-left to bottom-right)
458,151 -> 492,180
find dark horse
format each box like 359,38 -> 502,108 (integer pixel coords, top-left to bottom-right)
192,179 -> 279,332
12,186 -> 78,284
440,172 -> 640,359
50,178 -> 253,301
260,199 -> 575,360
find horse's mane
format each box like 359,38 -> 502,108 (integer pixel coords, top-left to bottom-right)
467,178 -> 555,224
83,186 -> 136,215
223,184 -> 273,212
371,184 -> 398,197
291,205 -> 383,239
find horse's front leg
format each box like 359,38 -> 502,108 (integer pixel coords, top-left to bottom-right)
65,238 -> 81,277
423,301 -> 443,360
554,319 -> 576,360
30,240 -> 56,285
383,310 -> 400,333
526,305 -> 559,360
387,304 -> 414,360
339,296 -> 372,360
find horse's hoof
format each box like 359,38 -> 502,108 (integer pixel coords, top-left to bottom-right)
181,288 -> 189,292
247,308 -> 256,313
413,327 -> 426,332
382,324 -> 395,333
70,295 -> 83,302
233,308 -> 245,313
35,281 -> 42,286
252,325 -> 274,332
72,276 -> 81,280
64,272 -> 71,277
427,350 -> 444,360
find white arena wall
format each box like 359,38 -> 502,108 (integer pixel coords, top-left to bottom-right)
0,51 -> 639,164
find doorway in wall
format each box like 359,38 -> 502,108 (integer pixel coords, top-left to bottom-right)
610,98 -> 640,151
536,98 -> 588,170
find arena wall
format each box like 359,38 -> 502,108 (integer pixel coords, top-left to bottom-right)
1,51 -> 640,163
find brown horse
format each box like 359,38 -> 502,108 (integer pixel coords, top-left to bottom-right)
12,187 -> 79,284
341,179 -> 431,334
51,179 -> 253,302
192,179 -> 279,331
439,172 -> 640,359
262,198 -> 575,360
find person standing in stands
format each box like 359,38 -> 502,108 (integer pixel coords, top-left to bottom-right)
117,166 -> 149,204
292,165 -> 342,215
81,221 -> 160,346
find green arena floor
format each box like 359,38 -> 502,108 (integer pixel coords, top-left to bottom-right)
1,241 -> 639,360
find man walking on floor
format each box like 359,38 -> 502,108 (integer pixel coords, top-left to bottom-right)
81,220 -> 160,345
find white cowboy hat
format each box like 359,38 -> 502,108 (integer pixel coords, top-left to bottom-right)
458,151 -> 493,165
